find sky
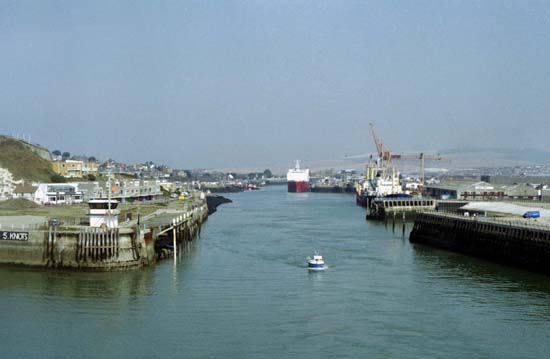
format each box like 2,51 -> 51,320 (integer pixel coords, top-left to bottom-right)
1,0 -> 549,170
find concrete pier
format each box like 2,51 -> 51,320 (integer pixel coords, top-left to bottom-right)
366,199 -> 469,221
410,212 -> 550,274
367,198 -> 437,220
0,199 -> 209,270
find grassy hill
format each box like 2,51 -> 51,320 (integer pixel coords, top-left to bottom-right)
0,136 -> 56,182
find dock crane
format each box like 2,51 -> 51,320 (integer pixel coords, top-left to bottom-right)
369,123 -> 444,185
369,122 -> 393,164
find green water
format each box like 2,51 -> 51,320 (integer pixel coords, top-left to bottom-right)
2,186 -> 550,358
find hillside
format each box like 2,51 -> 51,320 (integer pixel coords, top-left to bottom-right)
0,136 -> 56,182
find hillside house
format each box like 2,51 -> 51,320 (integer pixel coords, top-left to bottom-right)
52,160 -> 99,178
13,184 -> 38,200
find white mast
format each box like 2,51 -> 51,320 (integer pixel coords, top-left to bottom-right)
108,171 -> 112,213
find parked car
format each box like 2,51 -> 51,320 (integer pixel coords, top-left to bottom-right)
522,211 -> 540,219
48,218 -> 63,226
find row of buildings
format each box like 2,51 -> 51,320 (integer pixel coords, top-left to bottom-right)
12,179 -> 163,205
425,178 -> 550,201
50,158 -> 187,180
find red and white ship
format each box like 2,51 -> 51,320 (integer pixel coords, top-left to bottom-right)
287,160 -> 310,192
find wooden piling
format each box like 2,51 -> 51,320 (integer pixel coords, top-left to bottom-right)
172,219 -> 177,261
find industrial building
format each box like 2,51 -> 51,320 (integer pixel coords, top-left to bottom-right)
481,175 -> 550,185
425,179 -> 550,201
424,180 -> 504,200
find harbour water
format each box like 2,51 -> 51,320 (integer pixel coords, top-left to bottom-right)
2,185 -> 550,358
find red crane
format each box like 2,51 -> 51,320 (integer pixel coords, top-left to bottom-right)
369,123 -> 444,185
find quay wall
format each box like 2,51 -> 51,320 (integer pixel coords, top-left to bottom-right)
410,212 -> 550,274
0,226 -> 150,270
205,195 -> 232,214
310,184 -> 355,193
0,200 -> 209,271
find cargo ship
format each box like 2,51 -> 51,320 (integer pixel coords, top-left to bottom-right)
355,161 -> 404,207
287,160 -> 310,192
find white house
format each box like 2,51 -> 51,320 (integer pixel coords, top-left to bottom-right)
34,183 -> 84,205
13,184 -> 37,200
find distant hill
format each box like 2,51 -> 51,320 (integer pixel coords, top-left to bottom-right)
439,147 -> 550,167
217,146 -> 550,174
0,136 -> 55,182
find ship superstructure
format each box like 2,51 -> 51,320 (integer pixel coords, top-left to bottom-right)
356,123 -> 443,219
287,160 -> 310,193
355,160 -> 404,207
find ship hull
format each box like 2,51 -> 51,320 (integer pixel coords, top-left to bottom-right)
356,193 -> 371,207
288,181 -> 309,193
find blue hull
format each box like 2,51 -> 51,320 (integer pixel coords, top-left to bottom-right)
383,193 -> 413,199
308,264 -> 325,270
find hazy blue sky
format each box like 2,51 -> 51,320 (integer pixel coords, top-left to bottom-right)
1,0 -> 549,169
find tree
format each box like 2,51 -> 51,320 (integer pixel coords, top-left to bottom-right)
88,156 -> 97,163
62,152 -> 70,160
50,174 -> 66,183
87,174 -> 96,181
52,150 -> 61,156
263,169 -> 272,178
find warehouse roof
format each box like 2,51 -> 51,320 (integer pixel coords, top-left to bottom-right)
461,202 -> 550,217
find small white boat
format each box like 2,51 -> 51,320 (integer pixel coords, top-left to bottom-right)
307,254 -> 325,271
